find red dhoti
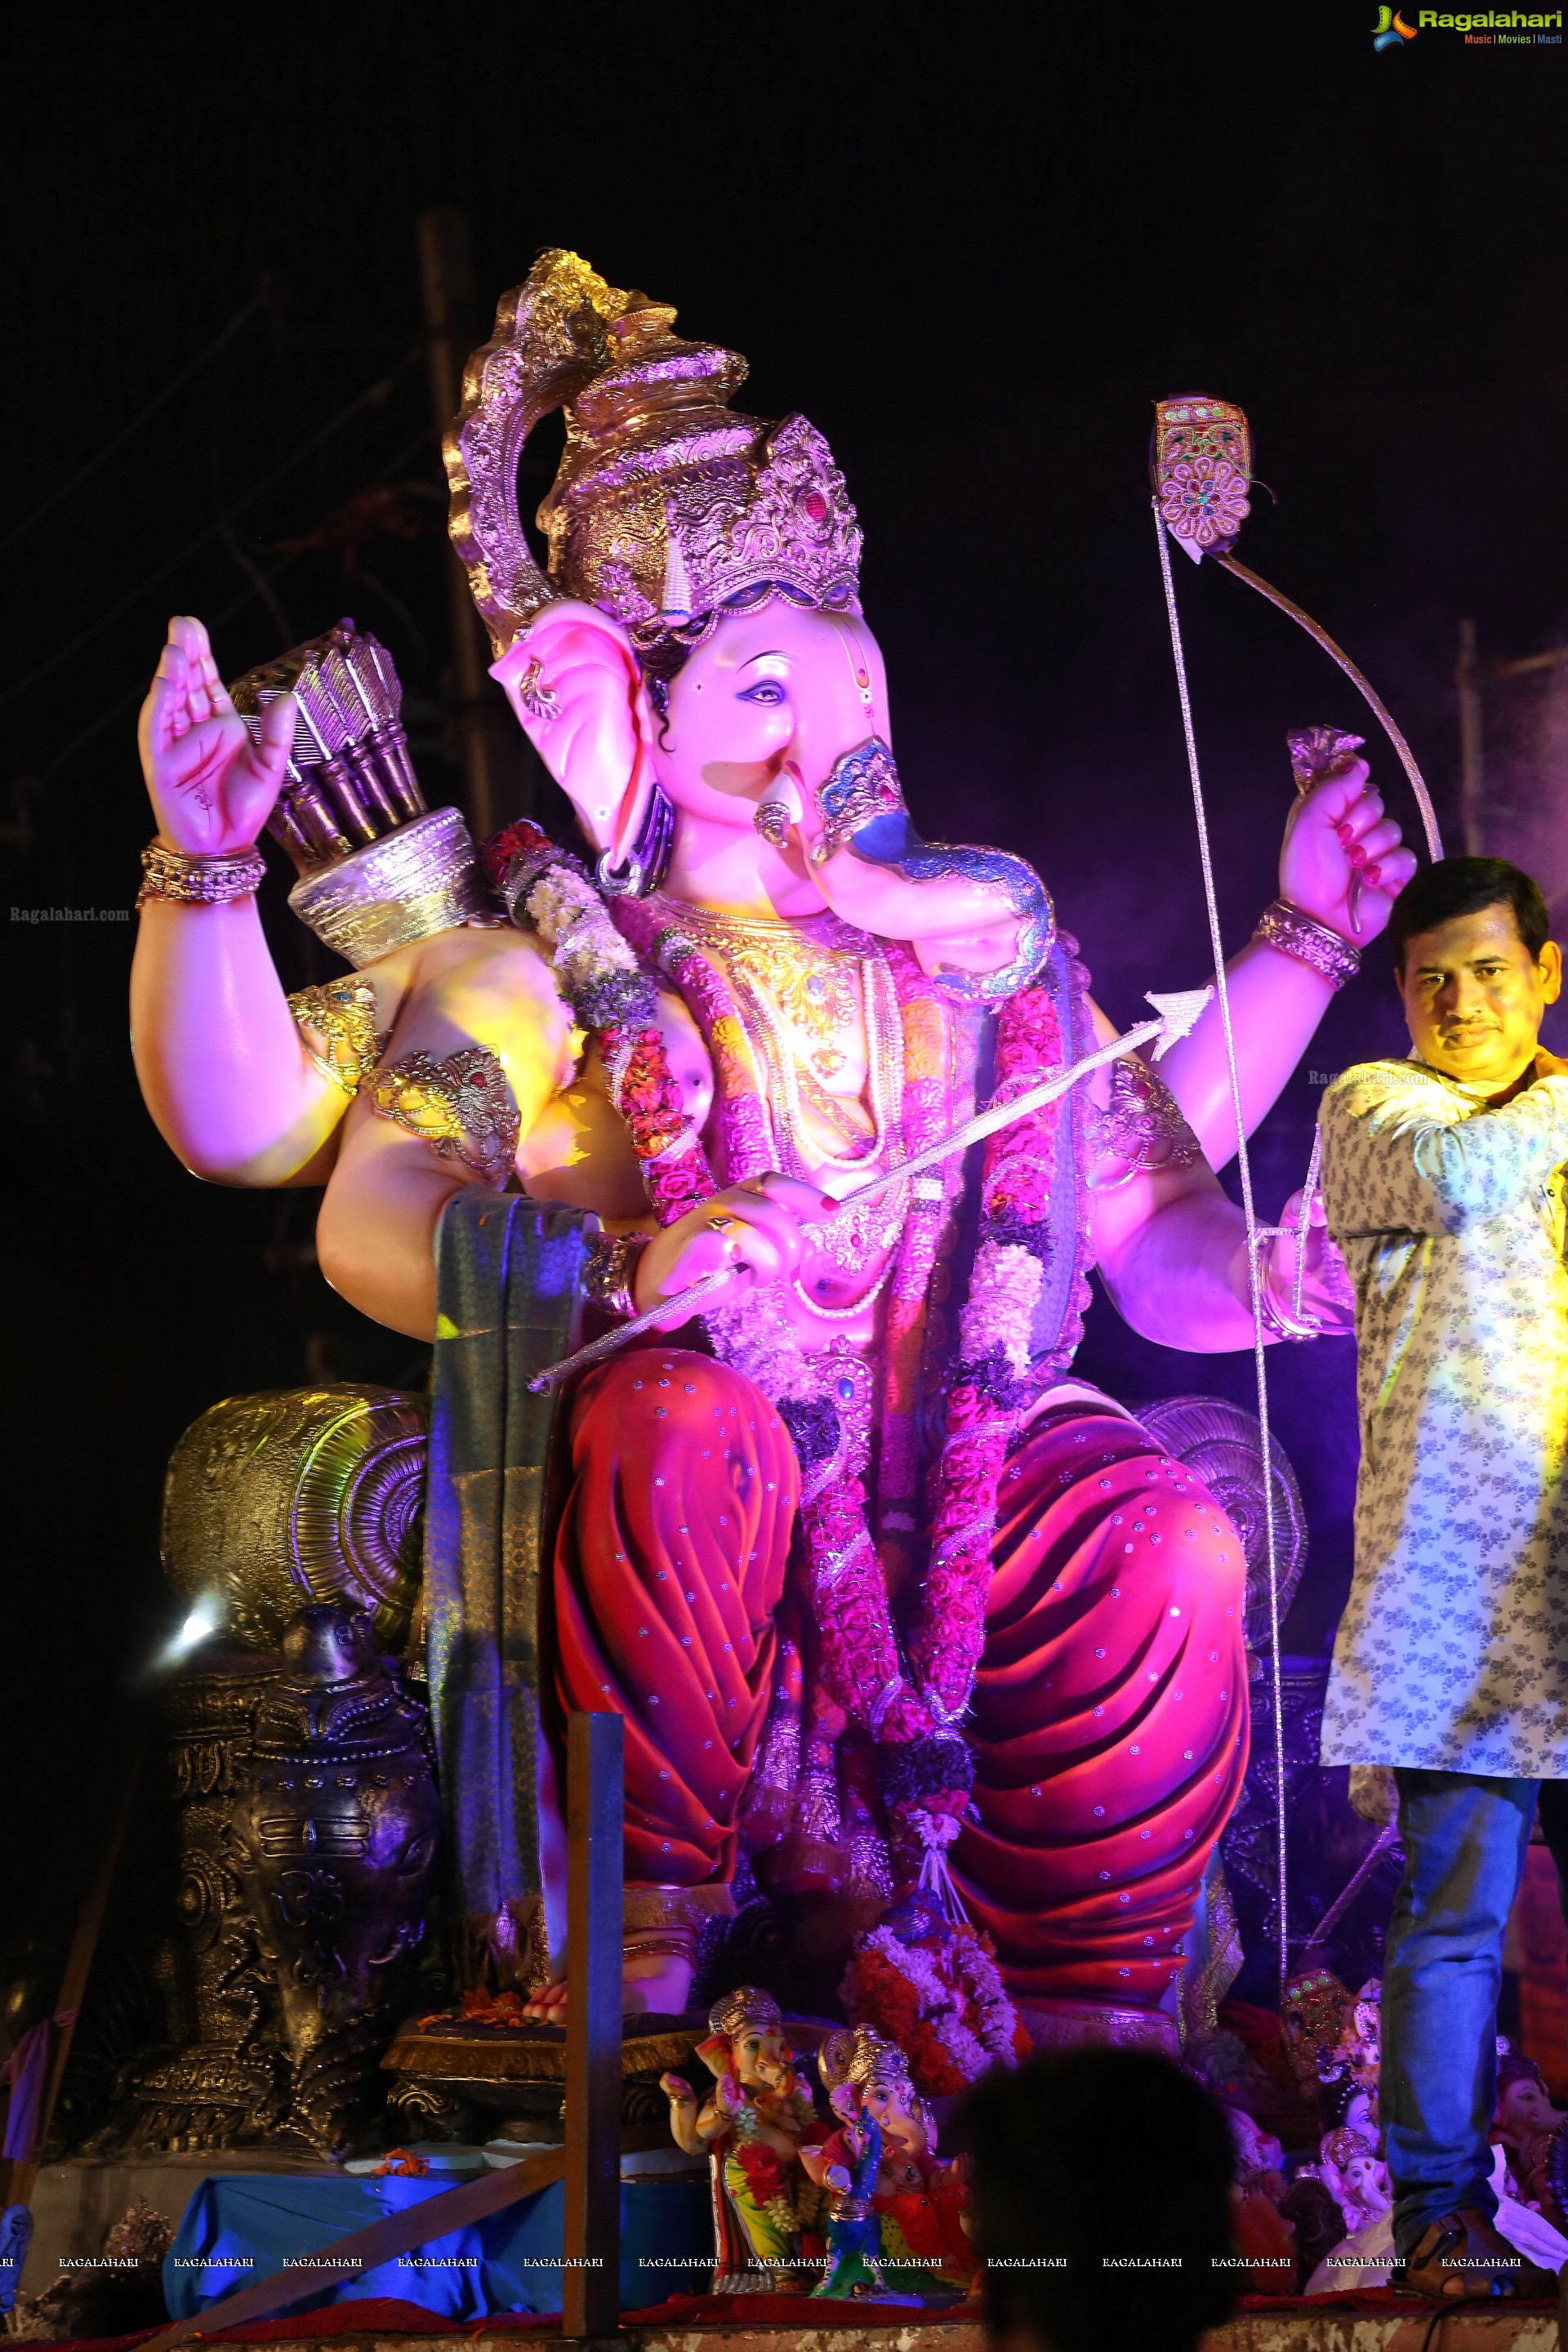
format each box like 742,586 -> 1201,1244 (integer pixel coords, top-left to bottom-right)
554,1352 -> 1249,2006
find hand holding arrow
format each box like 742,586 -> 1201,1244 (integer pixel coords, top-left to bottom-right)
525,985 -> 1213,1393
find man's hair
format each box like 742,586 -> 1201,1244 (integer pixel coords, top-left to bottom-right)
1387,856 -> 1551,974
960,2047 -> 1236,2352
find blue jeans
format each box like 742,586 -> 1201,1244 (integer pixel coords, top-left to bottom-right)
1383,1768 -> 1568,2253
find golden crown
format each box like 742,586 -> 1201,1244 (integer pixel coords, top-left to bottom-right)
446,250 -> 862,653
818,2024 -> 912,2097
706,1984 -> 785,2042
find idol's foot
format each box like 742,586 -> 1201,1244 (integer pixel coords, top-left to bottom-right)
1400,2208 -> 1547,2301
516,1946 -> 694,2025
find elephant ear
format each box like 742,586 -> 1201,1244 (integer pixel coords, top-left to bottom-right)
490,600 -> 658,859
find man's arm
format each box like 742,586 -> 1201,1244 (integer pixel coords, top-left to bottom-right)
1321,1061 -> 1568,1238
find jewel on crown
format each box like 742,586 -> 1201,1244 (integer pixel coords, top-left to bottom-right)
657,414 -> 863,624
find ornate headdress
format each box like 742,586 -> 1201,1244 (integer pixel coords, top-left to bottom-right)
446,250 -> 862,653
1279,1967 -> 1352,2088
1320,2125 -> 1376,2177
706,1985 -> 784,2043
818,2024 -> 914,2100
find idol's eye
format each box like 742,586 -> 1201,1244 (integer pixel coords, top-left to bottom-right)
737,679 -> 786,706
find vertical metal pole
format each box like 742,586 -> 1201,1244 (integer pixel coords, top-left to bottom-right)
563,1712 -> 622,2341
416,203 -> 501,843
1458,617 -> 1485,857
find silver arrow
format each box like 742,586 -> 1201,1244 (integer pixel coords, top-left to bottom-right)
525,985 -> 1214,1392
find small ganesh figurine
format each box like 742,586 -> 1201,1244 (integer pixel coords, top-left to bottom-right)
804,2028 -> 892,2298
661,1987 -> 822,2289
1317,2127 -> 1392,2236
1279,1968 -> 1353,2105
803,2024 -> 973,2296
1331,1978 -> 1381,2092
1492,2046 -> 1568,2225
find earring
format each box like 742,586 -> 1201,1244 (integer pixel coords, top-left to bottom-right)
595,782 -> 675,898
513,657 -> 561,724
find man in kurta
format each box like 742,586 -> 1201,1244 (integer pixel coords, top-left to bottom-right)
1318,856 -> 1568,2301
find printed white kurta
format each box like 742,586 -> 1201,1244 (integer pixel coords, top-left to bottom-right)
1317,1058 -> 1568,1775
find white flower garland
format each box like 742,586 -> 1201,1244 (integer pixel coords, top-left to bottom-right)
853,1920 -> 1018,2082
958,1238 -> 1045,1376
523,866 -> 644,994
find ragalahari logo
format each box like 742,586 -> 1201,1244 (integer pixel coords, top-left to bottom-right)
1373,4 -> 1419,42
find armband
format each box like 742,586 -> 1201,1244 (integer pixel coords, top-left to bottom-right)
369,1045 -> 520,1189
287,978 -> 389,1097
1087,1056 -> 1203,1191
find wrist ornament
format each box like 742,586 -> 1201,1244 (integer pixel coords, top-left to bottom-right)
1254,898 -> 1361,990
1256,1231 -> 1321,1343
369,1045 -> 520,1189
581,1228 -> 651,1320
138,840 -> 265,907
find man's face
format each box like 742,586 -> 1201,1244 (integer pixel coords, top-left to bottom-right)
1396,902 -> 1561,1092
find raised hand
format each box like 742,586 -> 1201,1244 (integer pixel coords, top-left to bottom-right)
1277,754 -> 1418,945
137,615 -> 296,857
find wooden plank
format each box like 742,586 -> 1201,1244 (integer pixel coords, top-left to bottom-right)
132,2145 -> 566,2352
563,1711 -> 623,2341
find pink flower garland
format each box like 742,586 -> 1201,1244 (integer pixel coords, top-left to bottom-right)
907,982 -> 1063,1724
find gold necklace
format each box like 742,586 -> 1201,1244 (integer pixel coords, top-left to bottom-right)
652,896 -> 909,1276
658,899 -> 862,1080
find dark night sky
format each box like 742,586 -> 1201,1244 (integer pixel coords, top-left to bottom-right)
2,8 -> 1564,1935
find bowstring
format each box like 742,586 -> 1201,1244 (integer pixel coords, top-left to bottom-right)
1153,502 -> 1291,2004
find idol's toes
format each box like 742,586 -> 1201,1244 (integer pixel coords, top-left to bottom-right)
518,1978 -> 569,2025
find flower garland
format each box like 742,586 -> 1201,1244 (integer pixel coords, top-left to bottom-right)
611,891 -> 942,1763
842,1902 -> 1029,2096
906,981 -> 1064,1726
484,822 -> 1069,1895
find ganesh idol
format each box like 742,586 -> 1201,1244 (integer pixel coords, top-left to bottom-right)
127,252 -> 1414,2048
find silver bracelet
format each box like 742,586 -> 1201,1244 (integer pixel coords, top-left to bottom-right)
582,1231 -> 650,1319
138,840 -> 265,906
1254,898 -> 1361,991
1254,1232 -> 1321,1342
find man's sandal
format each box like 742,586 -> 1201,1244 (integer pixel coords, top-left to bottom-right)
1400,2207 -> 1555,2301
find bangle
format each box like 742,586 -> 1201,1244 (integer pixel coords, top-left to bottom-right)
813,737 -> 906,861
1254,1232 -> 1321,1342
582,1230 -> 650,1319
1254,898 -> 1361,990
138,840 -> 265,906
369,1045 -> 520,1190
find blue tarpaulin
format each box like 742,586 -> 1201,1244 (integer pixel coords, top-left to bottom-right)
163,2171 -> 713,2321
